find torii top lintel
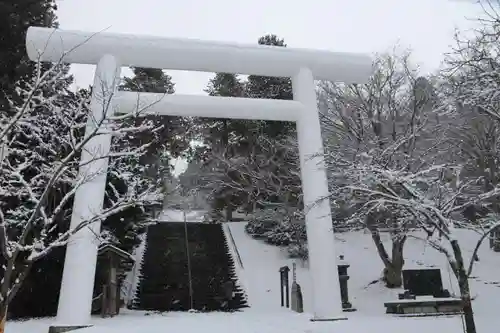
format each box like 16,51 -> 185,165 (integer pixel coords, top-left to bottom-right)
25,27 -> 372,83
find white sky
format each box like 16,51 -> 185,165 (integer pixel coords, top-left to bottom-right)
56,0 -> 483,95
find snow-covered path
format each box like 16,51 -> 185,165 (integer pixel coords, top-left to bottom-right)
8,309 -> 474,333
227,222 -> 314,311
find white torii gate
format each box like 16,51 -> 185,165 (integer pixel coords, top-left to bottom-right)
26,26 -> 372,328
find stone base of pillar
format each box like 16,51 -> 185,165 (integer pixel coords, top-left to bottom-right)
310,316 -> 348,322
342,301 -> 356,312
48,325 -> 91,333
342,307 -> 357,312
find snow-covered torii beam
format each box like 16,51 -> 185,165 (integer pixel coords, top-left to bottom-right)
26,27 -> 370,82
26,26 -> 372,329
113,93 -> 303,121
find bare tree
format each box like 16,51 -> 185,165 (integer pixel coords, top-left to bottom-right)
445,0 -> 500,122
338,154 -> 499,333
0,58 -> 163,330
319,51 -> 447,287
191,134 -> 301,219
443,0 -> 500,250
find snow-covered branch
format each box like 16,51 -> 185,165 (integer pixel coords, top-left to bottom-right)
0,55 -> 168,309
192,134 -> 301,212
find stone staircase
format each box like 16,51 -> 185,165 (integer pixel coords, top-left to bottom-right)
133,222 -> 248,312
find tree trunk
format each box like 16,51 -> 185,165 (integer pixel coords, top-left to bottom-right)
384,237 -> 406,288
370,228 -> 405,288
450,239 -> 477,333
225,206 -> 233,222
0,303 -> 7,333
383,264 -> 403,288
460,279 -> 476,333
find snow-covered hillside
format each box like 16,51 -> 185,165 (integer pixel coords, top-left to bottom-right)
7,220 -> 500,333
226,223 -> 500,318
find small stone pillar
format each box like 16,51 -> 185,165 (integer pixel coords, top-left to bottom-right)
290,263 -> 304,313
337,255 -> 356,312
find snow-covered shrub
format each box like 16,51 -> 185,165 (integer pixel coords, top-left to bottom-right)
245,207 -> 307,257
287,242 -> 308,260
244,220 -> 279,236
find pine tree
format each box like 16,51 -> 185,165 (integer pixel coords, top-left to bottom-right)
190,36 -> 300,220
238,35 -> 299,209
245,34 -> 295,138
119,67 -> 189,183
121,67 -> 175,94
0,1 -> 80,321
193,73 -> 251,220
0,0 -> 59,109
203,73 -> 246,155
100,67 -> 192,253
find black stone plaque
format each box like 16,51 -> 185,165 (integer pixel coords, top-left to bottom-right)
402,268 -> 444,297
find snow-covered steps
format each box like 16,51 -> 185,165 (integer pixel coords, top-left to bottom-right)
133,222 -> 248,311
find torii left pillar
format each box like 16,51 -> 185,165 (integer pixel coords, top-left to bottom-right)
49,55 -> 121,333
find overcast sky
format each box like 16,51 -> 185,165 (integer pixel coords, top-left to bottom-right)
56,0 -> 483,95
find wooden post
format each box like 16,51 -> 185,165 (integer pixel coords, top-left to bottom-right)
115,283 -> 121,315
101,285 -> 108,318
109,256 -> 117,316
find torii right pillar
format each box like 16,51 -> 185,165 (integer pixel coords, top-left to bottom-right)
293,67 -> 346,321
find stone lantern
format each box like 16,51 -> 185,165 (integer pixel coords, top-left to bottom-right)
337,255 -> 356,312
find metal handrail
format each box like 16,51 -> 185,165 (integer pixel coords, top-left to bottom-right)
225,224 -> 244,269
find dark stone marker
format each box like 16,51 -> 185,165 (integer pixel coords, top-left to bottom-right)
402,268 -> 447,297
279,266 -> 290,308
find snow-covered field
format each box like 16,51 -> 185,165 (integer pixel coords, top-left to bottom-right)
7,219 -> 500,333
7,308 -> 472,333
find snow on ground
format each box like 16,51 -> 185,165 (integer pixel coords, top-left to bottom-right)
157,209 -> 205,222
7,219 -> 500,333
227,222 -> 500,330
6,308 -> 471,333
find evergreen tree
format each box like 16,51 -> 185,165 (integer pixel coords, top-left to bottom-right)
203,73 -> 246,155
245,34 -> 295,138
0,1 -> 79,320
242,35 -> 299,208
202,73 -> 249,219
0,0 -> 59,108
121,67 -> 175,94
99,67 -> 192,253
119,67 -> 189,183
190,36 -> 300,220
